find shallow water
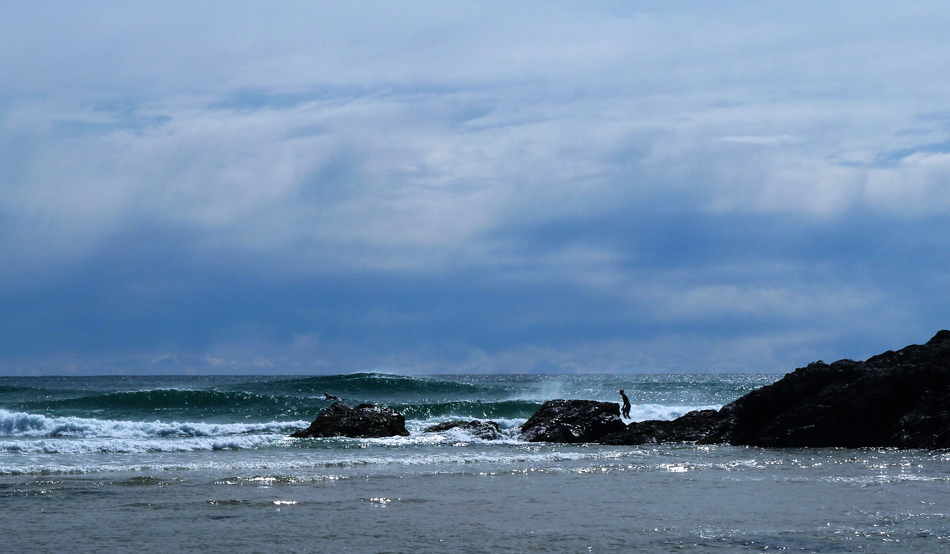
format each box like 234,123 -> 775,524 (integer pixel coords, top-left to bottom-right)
3,374 -> 950,552
5,444 -> 950,553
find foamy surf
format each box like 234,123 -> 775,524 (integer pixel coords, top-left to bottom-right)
0,409 -> 307,439
0,442 -> 649,475
624,403 -> 721,422
5,374 -> 945,553
0,434 -> 288,455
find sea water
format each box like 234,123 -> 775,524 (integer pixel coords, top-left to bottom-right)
2,374 -> 950,553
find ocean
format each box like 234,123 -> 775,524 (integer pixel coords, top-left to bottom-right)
2,373 -> 950,553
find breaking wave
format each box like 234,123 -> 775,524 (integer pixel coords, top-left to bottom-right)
0,409 -> 307,439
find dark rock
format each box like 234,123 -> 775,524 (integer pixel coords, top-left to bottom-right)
423,420 -> 502,440
520,399 -> 626,443
598,409 -> 725,445
290,401 -> 410,438
530,331 -> 950,449
706,330 -> 950,448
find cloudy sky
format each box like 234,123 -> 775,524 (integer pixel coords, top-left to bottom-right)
2,2 -> 950,375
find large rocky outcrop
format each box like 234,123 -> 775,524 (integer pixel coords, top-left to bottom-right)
704,330 -> 950,448
520,399 -> 626,443
528,331 -> 950,449
290,401 -> 410,439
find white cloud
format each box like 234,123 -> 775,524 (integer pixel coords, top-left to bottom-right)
3,2 -> 950,372
718,135 -> 803,146
865,152 -> 950,212
654,283 -> 879,322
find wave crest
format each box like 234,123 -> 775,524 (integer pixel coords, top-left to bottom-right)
0,409 -> 306,439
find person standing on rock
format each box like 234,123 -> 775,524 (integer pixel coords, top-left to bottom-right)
619,389 -> 631,419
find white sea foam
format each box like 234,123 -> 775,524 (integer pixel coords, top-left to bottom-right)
0,401 -> 718,474
0,445 -> 650,475
372,427 -> 527,447
625,404 -> 720,422
409,417 -> 526,433
0,434 -> 288,455
0,409 -> 307,439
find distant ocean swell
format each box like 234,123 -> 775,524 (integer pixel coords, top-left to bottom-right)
272,373 -> 488,396
13,389 -> 310,420
6,376 -> 530,420
4,378 -> 730,422
0,373 -> 770,465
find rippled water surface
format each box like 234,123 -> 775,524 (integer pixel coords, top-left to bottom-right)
3,374 -> 950,552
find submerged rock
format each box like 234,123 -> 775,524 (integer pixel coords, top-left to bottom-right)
290,401 -> 410,439
520,399 -> 625,443
424,420 -> 502,440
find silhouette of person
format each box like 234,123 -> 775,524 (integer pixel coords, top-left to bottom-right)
619,389 -> 631,419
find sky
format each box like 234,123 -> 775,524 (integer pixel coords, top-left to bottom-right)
2,1 -> 950,375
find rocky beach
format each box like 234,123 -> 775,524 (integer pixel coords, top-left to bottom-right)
7,336 -> 950,553
293,330 -> 950,449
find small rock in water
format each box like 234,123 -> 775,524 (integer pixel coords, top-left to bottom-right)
423,420 -> 502,440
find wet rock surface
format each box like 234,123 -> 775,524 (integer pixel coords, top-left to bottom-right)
290,401 -> 410,438
520,399 -> 626,443
598,409 -> 724,445
707,330 -> 950,448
